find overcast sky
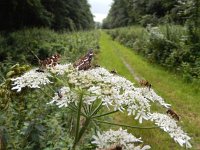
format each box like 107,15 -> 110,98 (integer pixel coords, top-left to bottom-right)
88,0 -> 113,23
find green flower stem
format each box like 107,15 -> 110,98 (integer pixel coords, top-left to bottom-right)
67,106 -> 78,113
39,88 -> 52,99
68,103 -> 88,117
46,85 -> 56,93
92,120 -> 101,131
95,120 -> 159,129
89,101 -> 94,112
90,101 -> 103,116
72,91 -> 84,150
92,110 -> 119,119
52,74 -> 64,84
77,117 -> 91,142
68,103 -> 78,111
83,104 -> 89,115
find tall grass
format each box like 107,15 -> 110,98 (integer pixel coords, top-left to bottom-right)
107,25 -> 200,83
98,32 -> 200,149
0,28 -> 100,81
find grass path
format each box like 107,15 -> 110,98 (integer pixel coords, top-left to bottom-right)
97,31 -> 200,150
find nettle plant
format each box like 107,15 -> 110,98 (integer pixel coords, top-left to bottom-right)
11,51 -> 192,150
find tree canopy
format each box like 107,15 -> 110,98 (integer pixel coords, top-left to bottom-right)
103,0 -> 200,28
0,0 -> 94,31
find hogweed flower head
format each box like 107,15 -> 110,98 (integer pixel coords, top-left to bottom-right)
49,63 -> 73,75
11,63 -> 192,148
11,68 -> 52,92
92,128 -> 151,150
149,113 -> 192,149
48,64 -> 191,148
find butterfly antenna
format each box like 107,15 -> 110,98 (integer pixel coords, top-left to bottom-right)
30,50 -> 41,62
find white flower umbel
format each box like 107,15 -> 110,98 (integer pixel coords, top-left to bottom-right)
92,128 -> 151,150
48,65 -> 171,124
11,68 -> 52,92
138,88 -> 171,108
149,113 -> 192,149
13,63 -> 191,148
48,86 -> 79,107
49,63 -> 74,75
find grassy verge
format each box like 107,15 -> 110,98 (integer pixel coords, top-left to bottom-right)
97,31 -> 200,150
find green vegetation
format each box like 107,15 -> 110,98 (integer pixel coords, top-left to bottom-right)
0,0 -> 199,149
103,0 -> 200,28
98,31 -> 200,149
0,29 -> 100,149
103,0 -> 200,83
107,25 -> 200,83
0,28 -> 99,82
0,0 -> 94,31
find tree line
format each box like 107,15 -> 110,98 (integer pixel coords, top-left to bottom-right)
0,0 -> 94,31
103,0 -> 200,28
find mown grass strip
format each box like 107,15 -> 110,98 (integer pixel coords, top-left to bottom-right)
97,31 -> 200,150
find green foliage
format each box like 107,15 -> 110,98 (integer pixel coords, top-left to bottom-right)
103,0 -> 200,28
98,32 -> 200,149
0,28 -> 100,149
107,25 -> 200,81
0,64 -> 31,111
103,0 -> 180,28
0,0 -> 94,31
0,28 -> 100,81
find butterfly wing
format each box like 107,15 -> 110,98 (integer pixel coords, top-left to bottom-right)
73,51 -> 94,70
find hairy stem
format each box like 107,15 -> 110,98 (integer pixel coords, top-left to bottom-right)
77,117 -> 91,142
72,91 -> 84,150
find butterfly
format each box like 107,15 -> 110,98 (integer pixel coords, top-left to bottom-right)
73,50 -> 94,70
39,54 -> 61,68
35,54 -> 61,72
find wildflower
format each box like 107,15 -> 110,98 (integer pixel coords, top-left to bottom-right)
49,63 -> 74,75
48,86 -> 79,107
11,63 -> 192,148
11,68 -> 52,92
92,128 -> 151,150
149,113 -> 192,148
48,65 -> 171,123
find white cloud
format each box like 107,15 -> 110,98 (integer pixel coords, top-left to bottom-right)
88,0 -> 113,22
93,13 -> 107,22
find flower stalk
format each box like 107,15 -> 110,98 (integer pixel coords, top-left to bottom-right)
72,91 -> 84,150
95,120 -> 159,129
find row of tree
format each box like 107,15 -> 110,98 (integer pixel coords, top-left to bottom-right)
103,0 -> 200,28
0,0 -> 94,31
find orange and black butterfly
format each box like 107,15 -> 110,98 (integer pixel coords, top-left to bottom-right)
73,50 -> 94,70
166,109 -> 180,121
139,79 -> 152,91
33,53 -> 61,72
39,54 -> 61,68
30,51 -> 61,72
